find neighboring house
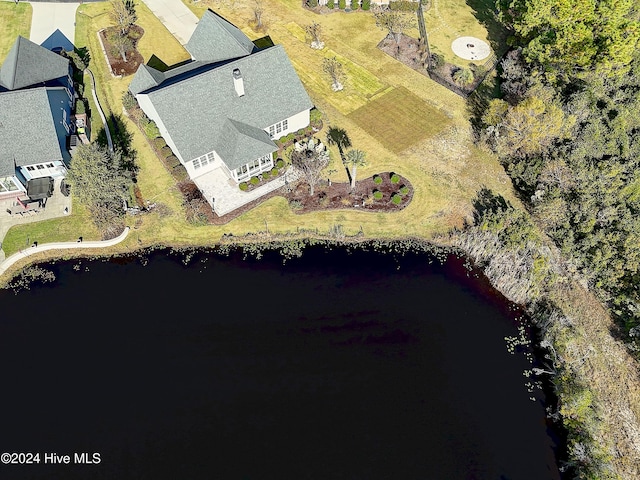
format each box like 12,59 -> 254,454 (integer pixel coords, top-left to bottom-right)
0,35 -> 75,201
129,10 -> 314,213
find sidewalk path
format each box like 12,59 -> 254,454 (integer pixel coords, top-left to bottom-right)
0,226 -> 130,278
141,0 -> 198,45
28,2 -> 80,46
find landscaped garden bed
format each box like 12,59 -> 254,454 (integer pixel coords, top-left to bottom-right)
287,171 -> 413,213
239,158 -> 287,192
99,25 -> 145,76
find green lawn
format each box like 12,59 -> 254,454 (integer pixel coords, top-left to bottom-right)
1,200 -> 100,256
0,2 -> 32,62
348,86 -> 452,154
424,0 -> 508,68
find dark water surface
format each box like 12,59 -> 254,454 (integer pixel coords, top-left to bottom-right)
0,246 -> 562,479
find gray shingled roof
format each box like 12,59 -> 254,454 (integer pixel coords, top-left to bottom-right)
128,63 -> 165,96
185,9 -> 255,63
216,119 -> 276,170
0,88 -> 63,176
0,36 -> 69,91
141,44 -> 313,167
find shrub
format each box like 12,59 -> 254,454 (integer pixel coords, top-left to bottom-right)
339,0 -> 346,8
350,0 -> 359,9
290,199 -> 303,210
431,53 -> 445,69
262,170 -> 271,179
399,185 -> 409,195
453,68 -> 474,86
391,194 -> 402,205
122,91 -> 137,111
161,146 -> 173,158
361,0 -> 370,9
373,190 -> 383,200
276,159 -> 285,168
75,99 -> 86,114
153,137 -> 167,150
173,165 -> 189,182
250,176 -> 260,185
76,83 -> 84,98
166,155 -> 181,169
271,168 -> 279,176
144,121 -> 160,139
297,129 -> 306,136
307,0 -> 318,7
239,182 -> 248,191
390,173 -> 400,183
139,114 -> 150,127
389,0 -> 418,11
373,175 -> 383,184
327,0 -> 335,7
310,107 -> 323,124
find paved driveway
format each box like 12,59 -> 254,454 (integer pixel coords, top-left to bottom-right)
141,0 -> 198,45
29,2 -> 80,46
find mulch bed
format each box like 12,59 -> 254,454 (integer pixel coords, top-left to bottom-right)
205,171 -> 413,225
100,25 -> 145,77
287,171 -> 413,214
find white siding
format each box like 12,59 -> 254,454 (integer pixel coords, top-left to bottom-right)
136,93 -> 185,164
187,149 -> 224,178
267,109 -> 311,140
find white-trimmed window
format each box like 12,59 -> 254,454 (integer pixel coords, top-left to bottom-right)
268,119 -> 289,138
193,158 -> 201,169
62,109 -> 70,133
0,176 -> 21,193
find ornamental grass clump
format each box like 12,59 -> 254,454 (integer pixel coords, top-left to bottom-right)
239,182 -> 248,191
373,190 -> 383,200
373,175 -> 383,184
391,193 -> 402,205
400,185 -> 409,195
250,176 -> 260,186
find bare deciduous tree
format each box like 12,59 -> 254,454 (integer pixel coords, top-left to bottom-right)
374,10 -> 415,46
252,0 -> 265,30
110,0 -> 137,35
108,30 -> 133,61
305,22 -> 324,49
322,56 -> 345,91
290,143 -> 330,196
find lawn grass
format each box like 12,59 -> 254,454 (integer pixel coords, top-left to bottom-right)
348,86 -> 452,154
423,0 -> 508,67
0,2 -> 32,62
2,200 -> 100,256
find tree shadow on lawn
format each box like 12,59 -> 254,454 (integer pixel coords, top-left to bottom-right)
465,0 -> 510,55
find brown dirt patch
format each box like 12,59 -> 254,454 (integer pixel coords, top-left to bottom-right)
100,25 -> 145,77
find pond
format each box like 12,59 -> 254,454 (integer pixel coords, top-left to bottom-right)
0,245 -> 563,479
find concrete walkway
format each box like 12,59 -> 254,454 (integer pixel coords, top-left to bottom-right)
0,226 -> 130,278
28,2 -> 80,46
140,0 -> 198,45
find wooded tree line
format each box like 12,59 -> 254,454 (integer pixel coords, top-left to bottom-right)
482,0 -> 640,353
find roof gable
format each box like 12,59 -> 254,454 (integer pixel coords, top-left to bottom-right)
0,36 -> 69,91
216,119 -> 276,170
129,63 -> 165,96
185,9 -> 255,63
40,29 -> 75,53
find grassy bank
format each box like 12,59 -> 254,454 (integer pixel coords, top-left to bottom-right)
0,2 -> 32,62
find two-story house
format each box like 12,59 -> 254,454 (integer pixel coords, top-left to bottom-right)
0,36 -> 75,201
